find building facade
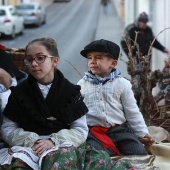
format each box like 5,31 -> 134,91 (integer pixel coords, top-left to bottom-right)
0,0 -> 40,5
113,0 -> 170,71
113,0 -> 170,95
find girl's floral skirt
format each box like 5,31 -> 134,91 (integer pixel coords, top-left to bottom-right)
0,143 -> 135,170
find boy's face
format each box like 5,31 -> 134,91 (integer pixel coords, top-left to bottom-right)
87,51 -> 117,78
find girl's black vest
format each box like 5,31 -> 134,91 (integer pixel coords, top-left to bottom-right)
3,70 -> 88,135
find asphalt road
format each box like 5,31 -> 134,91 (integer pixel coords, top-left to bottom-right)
1,0 -> 100,84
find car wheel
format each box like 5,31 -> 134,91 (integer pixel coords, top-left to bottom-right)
42,16 -> 46,24
10,27 -> 16,39
36,18 -> 41,27
20,26 -> 24,35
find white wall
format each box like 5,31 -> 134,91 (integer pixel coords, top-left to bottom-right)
124,0 -> 149,26
112,0 -> 124,19
152,0 -> 170,71
136,0 -> 149,15
151,0 -> 170,96
124,0 -> 135,26
0,0 -> 8,5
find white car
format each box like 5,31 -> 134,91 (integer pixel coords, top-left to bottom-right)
15,2 -> 46,27
0,5 -> 24,39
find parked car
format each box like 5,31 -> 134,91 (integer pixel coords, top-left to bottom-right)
0,5 -> 24,39
15,2 -> 46,27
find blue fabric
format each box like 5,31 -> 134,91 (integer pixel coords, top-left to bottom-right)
0,84 -> 6,93
83,68 -> 122,85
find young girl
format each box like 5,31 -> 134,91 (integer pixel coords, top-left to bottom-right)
0,37 -> 89,169
0,37 -> 135,170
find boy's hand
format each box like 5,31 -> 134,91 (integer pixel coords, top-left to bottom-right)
139,134 -> 155,146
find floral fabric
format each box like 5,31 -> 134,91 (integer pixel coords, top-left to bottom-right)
0,143 -> 136,170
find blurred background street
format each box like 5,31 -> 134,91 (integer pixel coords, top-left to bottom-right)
1,0 -> 170,86
1,0 -> 101,84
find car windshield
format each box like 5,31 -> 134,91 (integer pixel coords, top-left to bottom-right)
16,5 -> 35,10
0,10 -> 6,16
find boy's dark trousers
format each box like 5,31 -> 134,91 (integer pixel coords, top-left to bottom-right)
86,122 -> 147,156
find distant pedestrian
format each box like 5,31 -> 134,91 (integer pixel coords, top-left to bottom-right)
121,12 -> 169,63
101,0 -> 109,14
120,12 -> 170,105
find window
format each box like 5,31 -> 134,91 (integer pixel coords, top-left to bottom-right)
16,4 -> 35,10
0,10 -> 5,16
9,8 -> 17,16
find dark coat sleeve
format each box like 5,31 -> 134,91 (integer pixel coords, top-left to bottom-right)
150,27 -> 165,52
120,24 -> 135,56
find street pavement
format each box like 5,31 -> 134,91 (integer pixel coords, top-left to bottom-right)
94,1 -> 130,80
38,0 -> 53,7
40,0 -> 130,79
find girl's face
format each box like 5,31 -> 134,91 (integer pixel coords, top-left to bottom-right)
25,43 -> 59,83
87,52 -> 117,78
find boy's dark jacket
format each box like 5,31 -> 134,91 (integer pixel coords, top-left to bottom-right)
3,69 -> 88,135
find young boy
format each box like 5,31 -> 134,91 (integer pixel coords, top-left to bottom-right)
77,39 -> 154,156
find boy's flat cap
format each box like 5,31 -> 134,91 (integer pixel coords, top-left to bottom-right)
80,39 -> 120,60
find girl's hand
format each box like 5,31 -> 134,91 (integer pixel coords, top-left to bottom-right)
32,139 -> 54,156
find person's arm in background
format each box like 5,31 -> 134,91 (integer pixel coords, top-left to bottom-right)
0,68 -> 12,90
120,24 -> 135,56
121,33 -> 130,56
0,68 -> 12,127
150,28 -> 170,55
152,38 -> 169,54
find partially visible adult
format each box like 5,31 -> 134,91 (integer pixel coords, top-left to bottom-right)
155,57 -> 170,103
0,44 -> 27,86
120,12 -> 170,105
0,68 -> 12,128
0,68 -> 12,91
0,44 -> 27,128
121,12 -> 169,60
